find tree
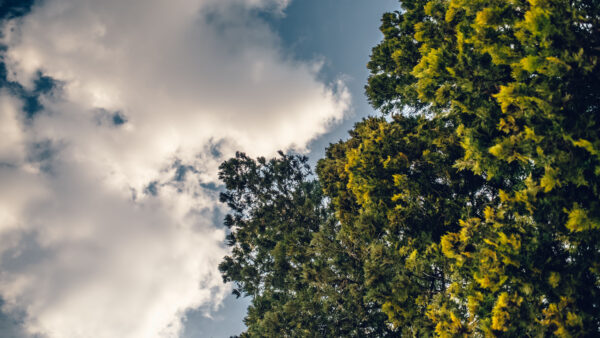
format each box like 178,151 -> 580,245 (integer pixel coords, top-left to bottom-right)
219,0 -> 600,335
219,152 -> 394,337
366,0 -> 600,335
316,115 -> 490,336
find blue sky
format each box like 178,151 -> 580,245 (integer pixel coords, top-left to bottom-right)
269,0 -> 398,162
0,1 -> 396,337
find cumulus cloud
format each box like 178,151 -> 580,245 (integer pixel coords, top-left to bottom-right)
0,0 -> 349,337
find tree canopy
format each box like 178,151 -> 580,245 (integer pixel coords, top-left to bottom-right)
219,0 -> 600,336
218,152 -> 394,337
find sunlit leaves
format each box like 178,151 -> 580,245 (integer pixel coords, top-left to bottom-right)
366,0 -> 600,335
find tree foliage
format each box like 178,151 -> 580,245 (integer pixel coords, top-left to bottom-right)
219,152 -> 394,337
317,115 -> 488,336
365,0 -> 600,335
219,0 -> 600,336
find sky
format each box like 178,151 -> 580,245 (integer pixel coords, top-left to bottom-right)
0,0 -> 396,337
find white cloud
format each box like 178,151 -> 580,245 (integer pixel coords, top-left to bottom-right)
0,0 -> 349,337
0,94 -> 26,164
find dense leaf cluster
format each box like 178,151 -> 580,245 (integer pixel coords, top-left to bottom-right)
219,152 -> 393,337
219,0 -> 600,336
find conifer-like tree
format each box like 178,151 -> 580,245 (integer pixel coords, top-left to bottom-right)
219,152 -> 394,337
366,0 -> 600,335
219,0 -> 600,336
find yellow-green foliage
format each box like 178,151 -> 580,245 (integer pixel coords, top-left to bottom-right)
221,0 -> 600,335
365,0 -> 600,335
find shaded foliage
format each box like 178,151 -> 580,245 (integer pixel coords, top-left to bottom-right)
220,0 -> 600,336
219,152 -> 394,337
365,0 -> 600,335
317,115 -> 488,336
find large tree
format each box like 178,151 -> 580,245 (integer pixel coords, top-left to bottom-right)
219,0 -> 600,336
366,0 -> 600,335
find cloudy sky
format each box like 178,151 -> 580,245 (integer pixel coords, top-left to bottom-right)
0,0 -> 395,337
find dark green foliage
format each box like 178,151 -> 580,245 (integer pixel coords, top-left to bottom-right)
317,115 -> 488,336
218,152 -> 394,337
364,0 -> 600,335
219,0 -> 600,336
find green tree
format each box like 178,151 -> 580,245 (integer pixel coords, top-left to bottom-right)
219,152 -> 394,337
366,0 -> 600,335
219,0 -> 600,336
317,115 -> 489,336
